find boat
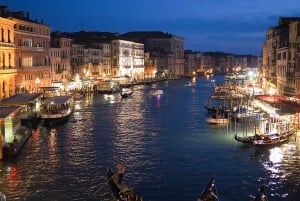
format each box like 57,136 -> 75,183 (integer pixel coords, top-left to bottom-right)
72,91 -> 84,100
206,116 -> 229,124
234,119 -> 295,146
120,87 -> 133,98
185,81 -> 192,86
106,168 -> 143,201
41,95 -> 74,126
197,176 -> 219,201
235,129 -> 294,146
253,186 -> 268,201
149,89 -> 163,96
206,110 -> 229,124
231,105 -> 264,121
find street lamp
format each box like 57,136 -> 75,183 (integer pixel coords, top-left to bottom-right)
35,78 -> 40,93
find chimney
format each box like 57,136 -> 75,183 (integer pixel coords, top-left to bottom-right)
26,11 -> 29,19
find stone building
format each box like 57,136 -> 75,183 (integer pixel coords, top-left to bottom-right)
111,39 -> 145,80
121,31 -> 185,78
0,12 -> 17,99
262,17 -> 300,96
50,37 -> 72,90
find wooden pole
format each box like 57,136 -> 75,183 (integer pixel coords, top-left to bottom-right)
92,173 -> 116,197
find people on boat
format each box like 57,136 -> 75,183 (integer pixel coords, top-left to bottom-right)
116,162 -> 126,184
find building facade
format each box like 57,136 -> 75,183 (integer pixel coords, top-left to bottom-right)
262,17 -> 300,96
111,39 -> 145,80
12,12 -> 52,93
0,15 -> 17,99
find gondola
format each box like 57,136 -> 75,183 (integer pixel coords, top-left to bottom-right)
120,90 -> 133,98
107,168 -> 143,201
234,128 -> 294,146
197,176 -> 219,201
253,186 -> 268,201
120,87 -> 133,98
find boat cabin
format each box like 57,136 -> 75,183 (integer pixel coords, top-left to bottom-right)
0,93 -> 43,127
0,106 -> 23,144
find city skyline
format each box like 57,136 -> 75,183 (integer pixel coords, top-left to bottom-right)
2,0 -> 300,55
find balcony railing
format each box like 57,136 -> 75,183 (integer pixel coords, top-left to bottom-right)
0,68 -> 17,74
0,42 -> 14,48
286,72 -> 295,77
19,46 -> 45,52
284,86 -> 296,95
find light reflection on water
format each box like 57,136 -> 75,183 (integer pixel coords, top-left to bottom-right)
0,75 -> 299,201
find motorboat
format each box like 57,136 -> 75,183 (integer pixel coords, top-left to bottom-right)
185,82 -> 192,86
149,89 -> 163,96
41,95 -> 74,126
120,88 -> 133,98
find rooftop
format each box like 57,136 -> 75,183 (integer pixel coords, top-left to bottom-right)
0,106 -> 21,118
0,93 -> 42,105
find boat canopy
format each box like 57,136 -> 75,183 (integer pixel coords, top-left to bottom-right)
44,96 -> 73,105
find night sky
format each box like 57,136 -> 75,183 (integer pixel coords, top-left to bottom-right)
2,0 -> 300,55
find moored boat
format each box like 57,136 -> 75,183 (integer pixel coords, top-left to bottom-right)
235,128 -> 294,146
206,111 -> 229,124
41,95 -> 74,126
206,116 -> 229,124
197,176 -> 219,201
234,118 -> 295,146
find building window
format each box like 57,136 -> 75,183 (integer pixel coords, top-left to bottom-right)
277,53 -> 281,60
283,52 -> 286,60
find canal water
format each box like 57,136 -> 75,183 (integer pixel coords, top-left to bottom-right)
0,75 -> 299,201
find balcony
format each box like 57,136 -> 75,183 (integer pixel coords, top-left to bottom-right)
19,46 -> 44,52
0,68 -> 17,74
286,72 -> 295,77
0,42 -> 14,48
17,65 -> 51,72
284,86 -> 296,96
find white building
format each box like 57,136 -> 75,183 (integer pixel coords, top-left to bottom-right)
111,39 -> 145,81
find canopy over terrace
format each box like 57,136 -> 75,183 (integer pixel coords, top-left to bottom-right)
255,95 -> 300,115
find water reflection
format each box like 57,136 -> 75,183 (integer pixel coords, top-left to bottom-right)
1,76 -> 300,201
259,142 -> 300,200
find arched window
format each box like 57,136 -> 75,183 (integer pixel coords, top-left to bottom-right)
8,53 -> 11,67
2,52 -> 4,67
2,80 -> 5,98
7,29 -> 11,43
1,28 -> 4,42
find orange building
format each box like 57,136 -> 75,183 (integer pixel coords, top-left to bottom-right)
0,15 -> 17,100
12,13 -> 52,93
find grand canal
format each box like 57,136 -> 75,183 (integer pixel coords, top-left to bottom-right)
0,75 -> 300,201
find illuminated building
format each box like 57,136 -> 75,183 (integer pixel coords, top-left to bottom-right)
0,12 -> 17,99
111,39 -> 144,80
121,31 -> 185,79
50,37 -> 72,90
7,9 -> 52,93
262,17 -> 300,96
